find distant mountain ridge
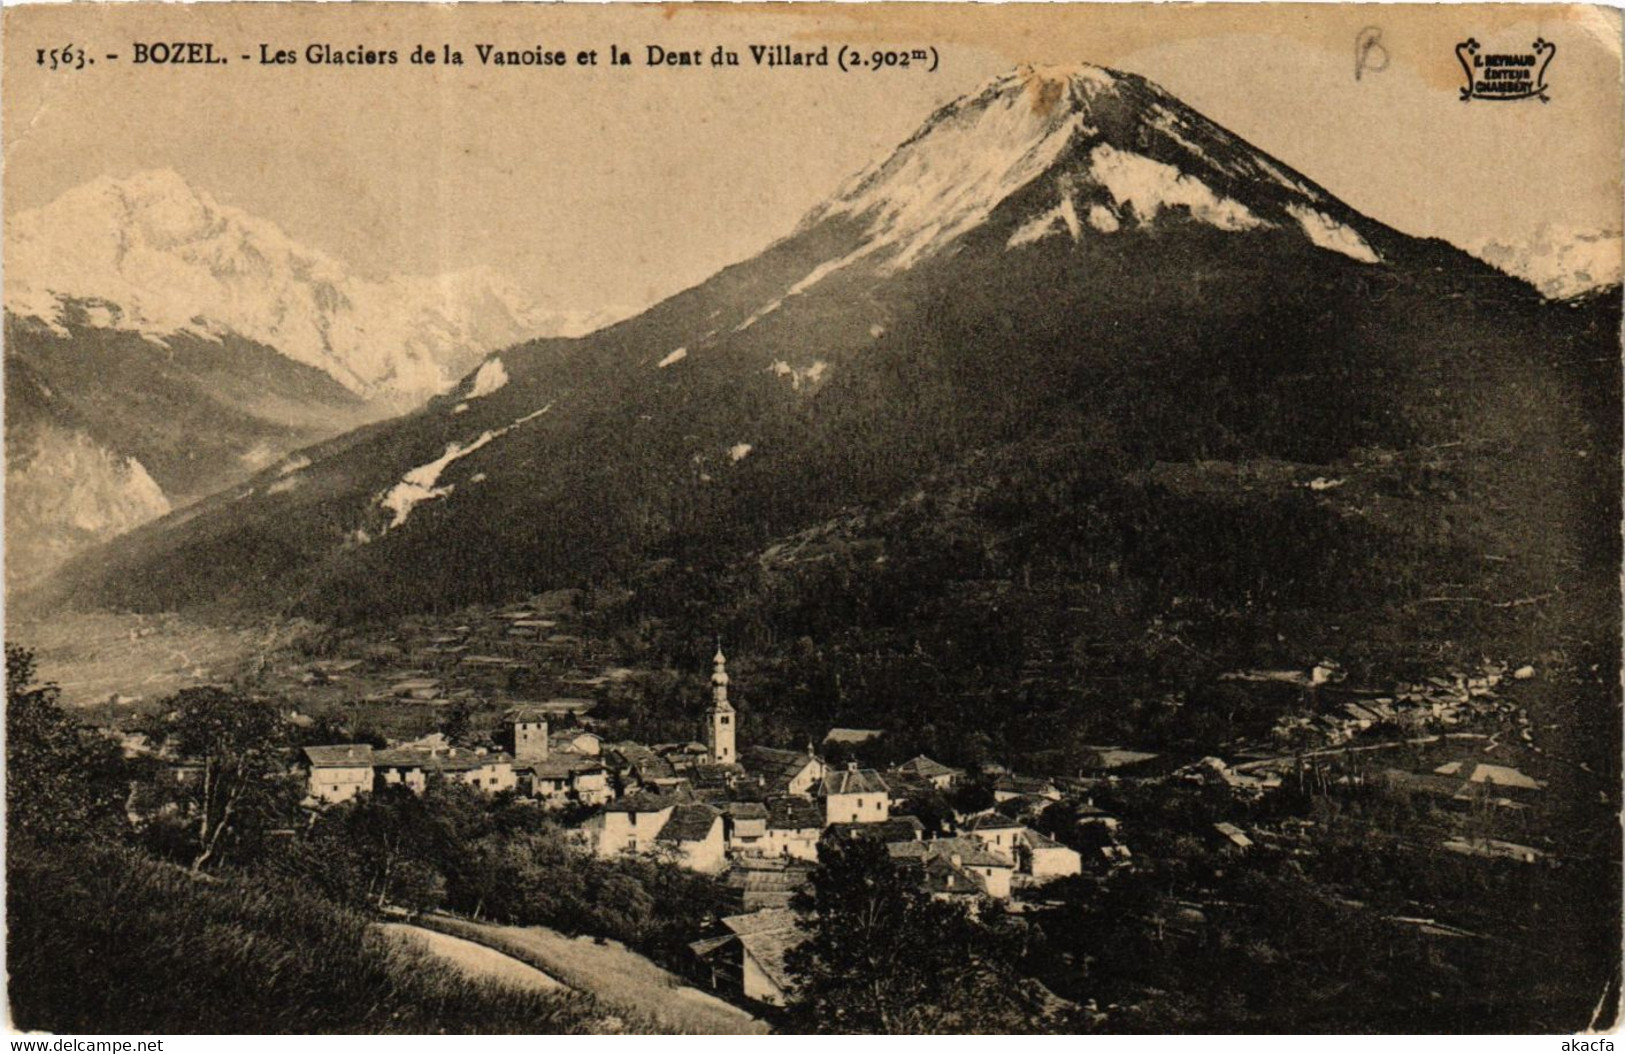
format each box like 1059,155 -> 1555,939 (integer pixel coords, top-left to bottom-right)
1464,223 -> 1623,300
5,169 -> 616,405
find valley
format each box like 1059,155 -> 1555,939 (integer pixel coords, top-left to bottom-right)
6,60 -> 1619,1036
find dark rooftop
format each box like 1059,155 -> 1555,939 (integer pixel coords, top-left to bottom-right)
657,803 -> 722,844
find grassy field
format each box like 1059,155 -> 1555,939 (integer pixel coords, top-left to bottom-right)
381,923 -> 565,992
422,914 -> 769,1035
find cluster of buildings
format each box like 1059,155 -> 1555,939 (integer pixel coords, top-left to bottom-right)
297,647 -> 1084,908
1259,660 -> 1531,747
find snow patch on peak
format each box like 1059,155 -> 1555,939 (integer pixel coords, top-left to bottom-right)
657,347 -> 688,368
1089,145 -> 1265,232
728,443 -> 754,462
238,443 -> 280,472
1008,195 -> 1084,249
5,425 -> 173,587
1286,205 -> 1380,264
468,357 -> 510,399
807,67 -> 1100,273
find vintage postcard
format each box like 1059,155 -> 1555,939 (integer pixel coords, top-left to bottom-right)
3,1 -> 1621,1037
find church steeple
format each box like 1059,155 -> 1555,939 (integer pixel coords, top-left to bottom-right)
706,641 -> 736,764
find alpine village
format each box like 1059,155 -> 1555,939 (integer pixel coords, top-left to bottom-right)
6,63 -> 1620,1035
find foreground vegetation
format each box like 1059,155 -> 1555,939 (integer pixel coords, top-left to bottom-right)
3,645 -> 671,1034
8,841 -> 623,1034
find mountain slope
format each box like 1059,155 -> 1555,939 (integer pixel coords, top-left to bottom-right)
37,64 -> 1608,652
4,170 -> 627,585
3,309 -> 379,588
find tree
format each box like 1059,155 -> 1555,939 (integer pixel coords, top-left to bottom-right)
5,645 -> 125,848
949,780 -> 995,817
156,686 -> 290,872
439,697 -> 474,744
894,784 -> 955,836
785,838 -> 1040,1033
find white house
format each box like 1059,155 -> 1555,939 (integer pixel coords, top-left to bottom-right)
930,837 -> 1015,900
724,802 -> 771,855
820,764 -> 890,825
894,755 -> 964,790
591,794 -> 677,858
764,796 -> 824,861
656,803 -> 728,874
301,745 -> 375,803
960,812 -> 1027,856
729,910 -> 801,1006
1017,828 -> 1083,880
372,747 -> 517,797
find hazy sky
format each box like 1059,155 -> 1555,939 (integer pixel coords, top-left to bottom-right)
5,3 -> 1621,314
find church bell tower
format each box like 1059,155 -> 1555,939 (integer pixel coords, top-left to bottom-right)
706,643 -> 736,765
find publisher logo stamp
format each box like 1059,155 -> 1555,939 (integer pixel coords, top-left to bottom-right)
1456,37 -> 1556,102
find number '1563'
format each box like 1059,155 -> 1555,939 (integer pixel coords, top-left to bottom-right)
38,45 -> 89,71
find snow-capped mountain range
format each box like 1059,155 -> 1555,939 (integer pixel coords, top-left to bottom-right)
36,63 -> 1604,625
5,169 -> 614,405
1464,224 -> 1623,300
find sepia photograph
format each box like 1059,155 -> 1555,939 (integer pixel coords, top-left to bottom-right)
2,1 -> 1621,1037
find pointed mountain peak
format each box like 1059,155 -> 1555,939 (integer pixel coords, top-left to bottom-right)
796,61 -> 1378,278
954,63 -> 1128,117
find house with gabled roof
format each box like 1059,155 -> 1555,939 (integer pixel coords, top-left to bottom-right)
723,857 -> 814,911
820,763 -> 890,825
929,836 -> 1015,899
656,803 -> 727,874
689,908 -> 807,1007
517,752 -> 612,806
885,836 -> 1015,901
603,742 -> 678,794
1015,827 -> 1083,880
589,792 -> 677,859
917,855 -> 989,905
961,811 -> 1027,856
741,745 -> 825,798
723,801 -> 770,854
300,744 -> 375,804
993,774 -> 1061,803
370,747 -> 516,796
764,796 -> 824,861
961,813 -> 1081,884
893,754 -> 964,790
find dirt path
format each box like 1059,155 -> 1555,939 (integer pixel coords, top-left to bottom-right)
381,922 -> 565,993
421,915 -> 768,1035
